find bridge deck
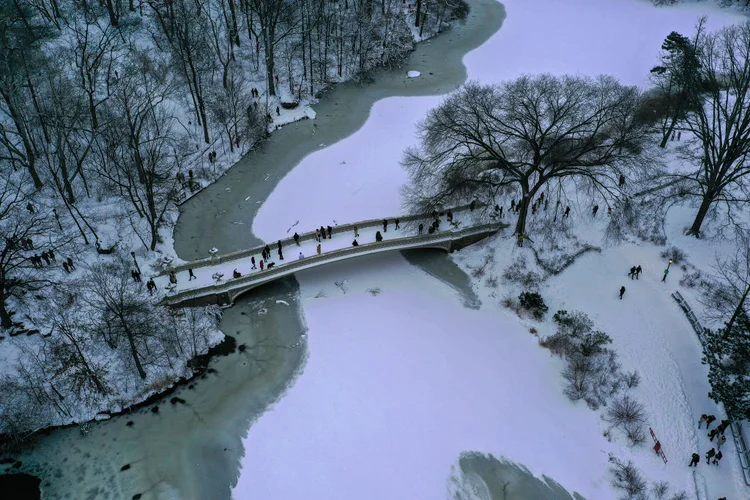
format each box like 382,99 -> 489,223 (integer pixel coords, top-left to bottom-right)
156,206 -> 505,306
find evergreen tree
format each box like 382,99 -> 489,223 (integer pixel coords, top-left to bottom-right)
703,313 -> 750,420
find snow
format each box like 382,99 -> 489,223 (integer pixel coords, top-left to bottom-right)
237,0 -> 750,499
407,70 -> 422,78
252,0 -> 745,242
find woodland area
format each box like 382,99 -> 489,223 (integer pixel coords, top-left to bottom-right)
0,0 -> 467,443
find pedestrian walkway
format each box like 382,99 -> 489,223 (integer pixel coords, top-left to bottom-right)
155,206 -> 506,307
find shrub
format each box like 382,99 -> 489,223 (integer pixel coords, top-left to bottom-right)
609,456 -> 647,499
519,292 -> 548,320
502,257 -> 542,290
669,492 -> 688,500
604,395 -> 647,428
660,246 -> 687,264
651,481 -> 669,499
623,370 -> 641,389
625,422 -> 647,447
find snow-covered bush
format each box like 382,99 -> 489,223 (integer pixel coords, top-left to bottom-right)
502,257 -> 542,290
518,292 -> 549,320
659,246 -> 687,264
623,370 -> 641,389
651,481 -> 669,499
605,395 -> 648,446
608,456 -> 648,499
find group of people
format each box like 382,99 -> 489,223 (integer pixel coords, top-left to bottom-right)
619,265 -> 644,299
688,414 -> 730,467
28,249 -> 55,268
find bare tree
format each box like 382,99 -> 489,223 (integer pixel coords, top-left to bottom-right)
96,50 -> 180,250
248,0 -> 299,96
701,232 -> 750,338
0,177 -> 60,330
84,259 -> 158,380
679,22 -> 750,236
402,76 -> 648,237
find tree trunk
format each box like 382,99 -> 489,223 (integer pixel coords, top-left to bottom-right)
0,90 -> 43,188
228,0 -> 241,46
724,283 -> 750,339
415,0 -> 421,27
265,27 -> 277,96
123,323 -> 147,379
513,191 -> 531,236
0,297 -> 13,329
659,117 -> 677,148
687,189 -> 715,237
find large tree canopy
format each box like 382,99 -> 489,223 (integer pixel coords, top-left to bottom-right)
402,75 -> 648,237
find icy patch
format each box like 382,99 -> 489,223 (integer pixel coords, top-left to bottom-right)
407,70 -> 421,78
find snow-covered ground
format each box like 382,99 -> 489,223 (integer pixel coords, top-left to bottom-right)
238,0 -> 750,499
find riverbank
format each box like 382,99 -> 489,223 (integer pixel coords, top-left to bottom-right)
173,0 -> 506,260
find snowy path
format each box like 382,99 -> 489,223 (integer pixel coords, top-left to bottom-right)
546,244 -> 747,499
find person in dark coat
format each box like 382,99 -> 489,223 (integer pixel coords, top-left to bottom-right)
327,226 -> 332,238
277,240 -> 284,260
251,256 -> 257,269
294,233 -> 300,246
27,237 -> 33,249
698,414 -> 708,428
41,251 -> 50,266
134,271 -> 141,282
447,210 -> 454,222
189,268 -> 196,280
315,229 -> 321,242
708,428 -> 718,441
469,200 -> 476,211
260,260 -> 264,271
147,279 -> 156,295
395,219 -> 400,230
352,239 -> 359,247
26,202 -> 34,213
169,271 -> 177,284
592,205 -> 599,217
375,231 -> 383,242
619,286 -> 626,300
713,450 -> 722,465
131,270 -> 139,282
233,269 -> 242,279
635,265 -> 642,279
689,453 -> 700,467
48,249 -> 56,261
706,415 -> 717,429
383,219 -> 388,232
418,223 -> 424,235
320,226 -> 326,239
62,261 -> 70,273
629,266 -> 636,279
510,199 -> 516,211
619,174 -> 625,187
564,206 -> 571,218
428,225 -> 435,234
264,244 -> 271,258
267,262 -> 275,269
705,448 -> 716,464
498,206 -> 504,218
718,420 -> 730,434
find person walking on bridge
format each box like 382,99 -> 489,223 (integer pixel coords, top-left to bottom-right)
383,219 -> 388,232
376,231 -> 383,242
298,252 -> 304,260
316,243 -> 321,255
353,225 -> 359,238
277,240 -> 284,260
418,223 -> 424,235
188,268 -> 196,281
395,219 -> 400,230
327,225 -> 332,238
294,233 -> 300,246
251,256 -> 257,269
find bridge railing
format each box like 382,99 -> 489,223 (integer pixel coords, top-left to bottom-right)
163,222 -> 503,305
671,290 -> 750,487
160,203 -> 486,276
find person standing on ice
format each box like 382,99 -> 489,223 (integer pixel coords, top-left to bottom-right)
376,231 -> 383,242
705,448 -> 716,464
619,286 -> 626,299
251,256 -> 256,269
294,233 -> 300,246
629,266 -> 636,279
688,453 -> 700,467
592,205 -> 599,217
383,219 -> 388,232
635,265 -> 642,279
